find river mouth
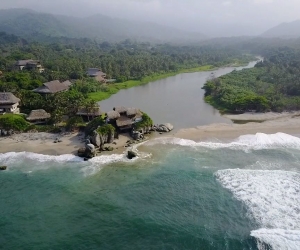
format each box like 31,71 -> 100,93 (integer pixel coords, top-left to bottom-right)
99,60 -> 260,130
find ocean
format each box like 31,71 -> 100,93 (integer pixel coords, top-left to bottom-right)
1,132 -> 299,250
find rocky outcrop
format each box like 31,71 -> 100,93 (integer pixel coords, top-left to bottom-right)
0,166 -> 7,171
156,123 -> 174,133
127,151 -> 137,159
0,129 -> 15,137
77,139 -> 96,159
90,129 -> 115,149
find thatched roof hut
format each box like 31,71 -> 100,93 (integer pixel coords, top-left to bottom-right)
113,106 -> 127,115
77,106 -> 101,117
107,111 -> 120,120
26,109 -> 51,122
116,116 -> 133,128
126,108 -> 143,118
0,92 -> 20,105
33,80 -> 71,94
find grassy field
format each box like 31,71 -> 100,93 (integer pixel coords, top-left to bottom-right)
88,65 -> 216,101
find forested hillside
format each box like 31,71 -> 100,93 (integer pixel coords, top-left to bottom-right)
0,8 -> 205,43
0,31 -> 255,120
203,46 -> 300,112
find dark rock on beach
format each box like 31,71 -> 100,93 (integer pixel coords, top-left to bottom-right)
127,151 -> 137,160
0,166 -> 7,171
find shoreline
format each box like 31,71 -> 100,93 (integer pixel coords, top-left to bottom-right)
1,112 -> 300,156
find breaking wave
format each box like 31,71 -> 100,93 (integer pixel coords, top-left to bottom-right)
0,151 -> 83,164
215,169 -> 300,250
145,133 -> 300,151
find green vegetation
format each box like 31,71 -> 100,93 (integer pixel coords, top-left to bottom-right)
65,116 -> 84,131
0,114 -> 29,131
203,47 -> 300,112
96,124 -> 115,136
84,117 -> 105,136
134,113 -> 153,130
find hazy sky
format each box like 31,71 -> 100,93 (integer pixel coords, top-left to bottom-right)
0,0 -> 300,36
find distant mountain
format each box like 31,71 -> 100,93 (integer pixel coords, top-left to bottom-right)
261,20 -> 300,39
0,8 -> 206,43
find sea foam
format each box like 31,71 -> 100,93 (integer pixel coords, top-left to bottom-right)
145,133 -> 300,151
215,169 -> 300,249
0,151 -> 83,164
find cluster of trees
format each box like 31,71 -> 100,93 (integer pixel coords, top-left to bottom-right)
0,31 -> 257,125
203,46 -> 300,112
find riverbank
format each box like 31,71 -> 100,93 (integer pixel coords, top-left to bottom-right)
88,65 -> 214,101
88,58 -> 255,102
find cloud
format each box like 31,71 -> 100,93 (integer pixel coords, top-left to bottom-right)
222,1 -> 232,6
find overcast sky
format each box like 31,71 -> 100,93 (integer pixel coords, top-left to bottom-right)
0,0 -> 300,36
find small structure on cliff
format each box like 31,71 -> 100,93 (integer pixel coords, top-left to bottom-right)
105,106 -> 143,132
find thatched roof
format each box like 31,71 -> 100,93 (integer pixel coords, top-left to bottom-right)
116,116 -> 133,127
26,109 -> 51,121
113,106 -> 127,114
33,80 -> 71,94
107,111 -> 120,120
16,59 -> 38,66
126,108 -> 143,117
87,68 -> 106,77
77,106 -> 102,116
0,92 -> 20,104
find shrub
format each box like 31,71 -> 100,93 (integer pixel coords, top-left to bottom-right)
134,112 -> 153,130
66,116 -> 84,131
0,114 -> 29,131
96,124 -> 115,135
85,116 -> 105,135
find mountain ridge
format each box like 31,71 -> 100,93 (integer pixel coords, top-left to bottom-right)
0,8 -> 206,43
261,20 -> 300,38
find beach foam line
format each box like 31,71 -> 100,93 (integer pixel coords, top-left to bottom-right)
145,132 -> 300,151
0,151 -> 83,164
251,228 -> 300,250
215,169 -> 300,250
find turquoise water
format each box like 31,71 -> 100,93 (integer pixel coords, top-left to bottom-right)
1,133 -> 300,250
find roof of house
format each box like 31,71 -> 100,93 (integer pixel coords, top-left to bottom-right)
77,106 -> 102,116
26,109 -> 51,121
0,92 -> 20,104
113,106 -> 127,114
33,80 -> 71,94
87,68 -> 106,77
116,116 -> 133,127
126,108 -> 143,117
106,111 -> 120,120
16,59 -> 39,66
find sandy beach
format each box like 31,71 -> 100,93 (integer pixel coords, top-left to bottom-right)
0,132 -> 131,155
1,112 -> 300,155
175,112 -> 300,141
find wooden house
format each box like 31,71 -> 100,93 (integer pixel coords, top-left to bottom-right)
15,60 -> 44,73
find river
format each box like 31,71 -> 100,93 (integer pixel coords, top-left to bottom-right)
99,60 -> 260,129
